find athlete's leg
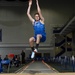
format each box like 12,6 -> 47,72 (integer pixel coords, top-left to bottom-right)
29,37 -> 36,59
36,34 -> 42,44
35,34 -> 46,51
34,34 -> 42,51
29,35 -> 42,58
29,37 -> 35,51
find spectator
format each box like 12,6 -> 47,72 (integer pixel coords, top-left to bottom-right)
0,55 -> 2,63
21,50 -> 25,64
4,55 -> 9,60
3,55 -> 10,68
13,55 -> 20,67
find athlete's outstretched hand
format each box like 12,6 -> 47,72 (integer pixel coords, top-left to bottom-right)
29,0 -> 32,6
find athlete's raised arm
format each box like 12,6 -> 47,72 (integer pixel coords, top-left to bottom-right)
27,0 -> 34,23
36,0 -> 44,22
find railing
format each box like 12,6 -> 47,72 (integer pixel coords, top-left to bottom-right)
55,39 -> 65,46
53,15 -> 75,34
55,46 -> 65,57
0,43 -> 52,48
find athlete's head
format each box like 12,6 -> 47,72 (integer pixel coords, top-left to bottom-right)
34,13 -> 40,21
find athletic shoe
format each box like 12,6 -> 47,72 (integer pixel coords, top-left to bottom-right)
34,48 -> 38,53
31,51 -> 35,59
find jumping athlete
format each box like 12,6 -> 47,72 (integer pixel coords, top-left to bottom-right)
27,0 -> 46,59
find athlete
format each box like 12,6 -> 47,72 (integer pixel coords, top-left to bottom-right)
27,0 -> 46,58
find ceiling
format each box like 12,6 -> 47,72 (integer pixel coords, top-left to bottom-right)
0,0 -> 28,2
0,0 -> 29,6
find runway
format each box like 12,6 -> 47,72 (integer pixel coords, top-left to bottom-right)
16,60 -> 58,74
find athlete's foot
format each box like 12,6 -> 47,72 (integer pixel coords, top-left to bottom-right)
31,49 -> 38,59
34,48 -> 38,53
31,51 -> 35,59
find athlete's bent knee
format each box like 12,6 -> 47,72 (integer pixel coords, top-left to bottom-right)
37,34 -> 42,38
29,37 -> 34,43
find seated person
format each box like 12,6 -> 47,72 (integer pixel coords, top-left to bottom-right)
12,55 -> 20,67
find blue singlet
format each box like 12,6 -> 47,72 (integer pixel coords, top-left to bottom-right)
33,20 -> 46,42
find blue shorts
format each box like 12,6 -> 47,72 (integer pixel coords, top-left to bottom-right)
34,34 -> 46,42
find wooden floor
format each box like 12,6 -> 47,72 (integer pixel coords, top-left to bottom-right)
0,73 -> 75,75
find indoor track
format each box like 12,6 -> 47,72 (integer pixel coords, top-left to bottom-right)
16,60 -> 58,74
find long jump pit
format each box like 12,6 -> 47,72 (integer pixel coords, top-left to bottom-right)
0,73 -> 75,75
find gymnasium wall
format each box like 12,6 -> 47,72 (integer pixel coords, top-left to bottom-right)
0,47 -> 55,59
